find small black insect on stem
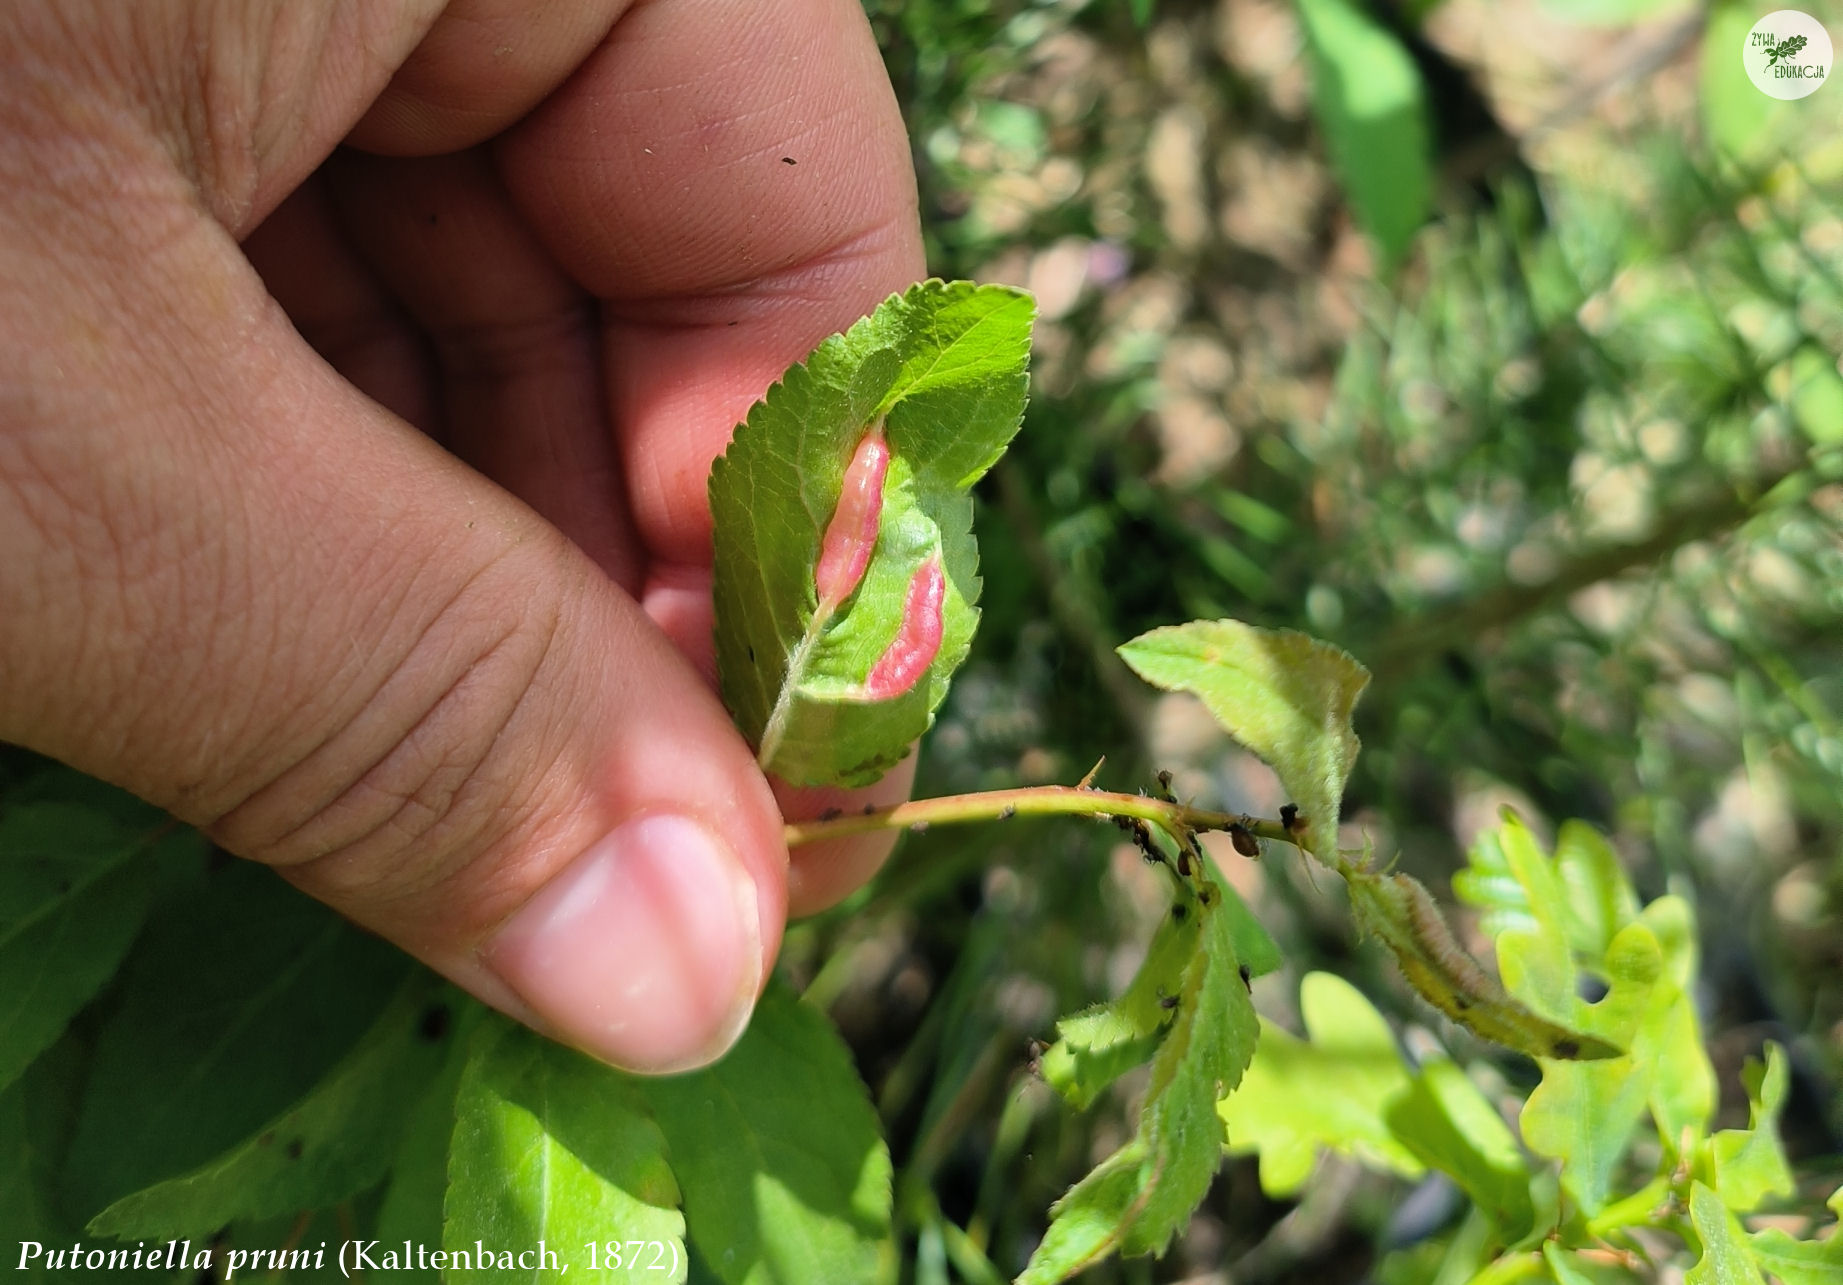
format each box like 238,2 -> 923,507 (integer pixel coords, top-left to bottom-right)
1279,803 -> 1302,834
1228,823 -> 1260,858
998,804 -> 1017,820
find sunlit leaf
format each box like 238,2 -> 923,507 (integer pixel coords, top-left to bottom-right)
1700,2 -> 1790,162
1386,1059 -> 1533,1238
1118,619 -> 1368,858
1687,1181 -> 1768,1285
635,981 -> 893,1285
1636,896 -> 1716,1150
1297,0 -> 1432,263
710,279 -> 1033,786
1022,864 -> 1259,1281
1518,921 -> 1661,1216
1704,1043 -> 1794,1213
445,1018 -> 685,1284
1219,971 -> 1422,1196
1747,1223 -> 1843,1285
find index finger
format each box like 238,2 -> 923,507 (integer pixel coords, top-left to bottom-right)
495,0 -> 926,573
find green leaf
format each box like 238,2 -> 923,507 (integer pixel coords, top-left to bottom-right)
87,980 -> 454,1240
1040,899 -> 1198,1111
1297,0 -> 1433,264
1457,814 -> 1641,962
445,1017 -> 686,1284
1705,1043 -> 1794,1213
376,1001 -> 476,1285
1552,821 -> 1641,963
1517,921 -> 1662,1216
635,980 -> 893,1285
1386,1059 -> 1533,1238
1345,868 -> 1617,1062
1746,1225 -> 1843,1285
2,1034 -> 90,1281
1220,971 -> 1422,1196
710,279 -> 1034,787
1022,863 -> 1259,1281
1687,1181 -> 1768,1285
1117,619 -> 1369,858
1216,877 -> 1283,979
0,798 -> 203,1094
1700,2 -> 1789,162
60,863 -> 408,1218
1635,897 -> 1715,1150
0,1076 -> 67,1282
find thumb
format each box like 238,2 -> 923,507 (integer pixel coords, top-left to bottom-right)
0,165 -> 784,1076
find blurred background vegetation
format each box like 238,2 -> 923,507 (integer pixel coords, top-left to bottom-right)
777,0 -> 1843,1278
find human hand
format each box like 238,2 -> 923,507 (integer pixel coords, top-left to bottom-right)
0,0 -> 924,1072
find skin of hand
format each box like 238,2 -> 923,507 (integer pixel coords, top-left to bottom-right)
0,0 -> 925,1073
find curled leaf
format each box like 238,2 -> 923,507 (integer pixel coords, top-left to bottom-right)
1347,868 -> 1619,1062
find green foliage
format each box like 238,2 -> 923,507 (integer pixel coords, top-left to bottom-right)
0,788 -> 202,1094
1118,620 -> 1368,858
8,95 -> 1843,1275
710,280 -> 1034,786
1021,858 -> 1258,1282
89,982 -> 453,1240
445,1017 -> 685,1283
441,981 -> 893,1285
1039,898 -> 1199,1112
1224,814 -> 1843,1284
1296,0 -> 1434,264
1217,972 -> 1423,1194
61,861 -> 410,1218
633,981 -> 894,1285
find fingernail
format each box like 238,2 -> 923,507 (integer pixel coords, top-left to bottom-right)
485,814 -> 762,1073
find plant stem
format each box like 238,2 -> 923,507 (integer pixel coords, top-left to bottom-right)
782,783 -> 1295,849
